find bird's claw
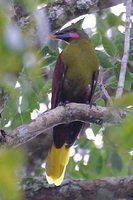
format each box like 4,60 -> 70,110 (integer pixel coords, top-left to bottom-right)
58,101 -> 70,107
86,101 -> 96,108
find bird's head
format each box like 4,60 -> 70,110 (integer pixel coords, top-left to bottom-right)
51,28 -> 88,42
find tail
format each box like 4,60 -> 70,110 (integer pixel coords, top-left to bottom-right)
45,143 -> 70,186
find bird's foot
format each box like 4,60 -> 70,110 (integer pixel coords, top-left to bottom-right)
64,100 -> 70,105
86,101 -> 96,108
58,101 -> 70,107
58,101 -> 64,106
86,100 -> 90,105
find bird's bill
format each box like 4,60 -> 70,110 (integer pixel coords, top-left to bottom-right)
51,30 -> 79,40
51,32 -> 70,40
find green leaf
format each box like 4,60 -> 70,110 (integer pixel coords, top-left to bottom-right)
91,124 -> 102,135
114,63 -> 120,80
111,149 -> 123,170
91,33 -> 101,47
114,63 -> 133,91
112,30 -> 124,58
96,50 -> 113,68
11,113 -> 22,129
128,157 -> 133,175
11,110 -> 31,128
39,80 -> 52,99
102,36 -> 118,56
107,13 -> 123,27
0,93 -> 19,128
95,98 -> 105,106
107,75 -> 117,89
78,135 -> 89,149
114,93 -> 133,106
124,79 -> 132,91
0,149 -> 24,200
107,114 -> 133,151
87,146 -> 103,178
71,18 -> 85,29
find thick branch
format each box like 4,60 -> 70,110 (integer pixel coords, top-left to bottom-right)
24,176 -> 133,200
1,104 -> 125,147
13,0 -> 126,30
47,0 -> 126,30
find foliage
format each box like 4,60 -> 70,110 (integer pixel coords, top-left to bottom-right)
0,0 -> 133,197
67,11 -> 133,180
0,149 -> 24,200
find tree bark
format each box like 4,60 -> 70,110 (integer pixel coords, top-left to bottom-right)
47,0 -> 126,30
24,176 -> 133,200
0,104 -> 125,147
12,0 -> 126,30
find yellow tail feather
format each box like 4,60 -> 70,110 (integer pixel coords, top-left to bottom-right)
45,143 -> 70,186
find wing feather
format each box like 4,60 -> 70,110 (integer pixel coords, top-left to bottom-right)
51,54 -> 65,109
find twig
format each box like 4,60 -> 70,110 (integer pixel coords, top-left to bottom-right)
99,83 -> 113,106
98,68 -> 113,105
115,0 -> 132,99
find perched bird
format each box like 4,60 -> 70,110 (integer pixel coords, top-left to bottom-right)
45,28 -> 99,186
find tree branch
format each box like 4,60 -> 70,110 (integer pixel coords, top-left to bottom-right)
12,0 -> 126,30
47,0 -> 126,30
1,104 -> 125,147
115,0 -> 132,99
24,176 -> 133,200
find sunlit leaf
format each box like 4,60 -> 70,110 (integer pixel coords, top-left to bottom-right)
107,13 -> 123,27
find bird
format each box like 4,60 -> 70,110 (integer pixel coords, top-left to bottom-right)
45,28 -> 99,186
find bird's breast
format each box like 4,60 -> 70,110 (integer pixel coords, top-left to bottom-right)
61,38 -> 99,91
